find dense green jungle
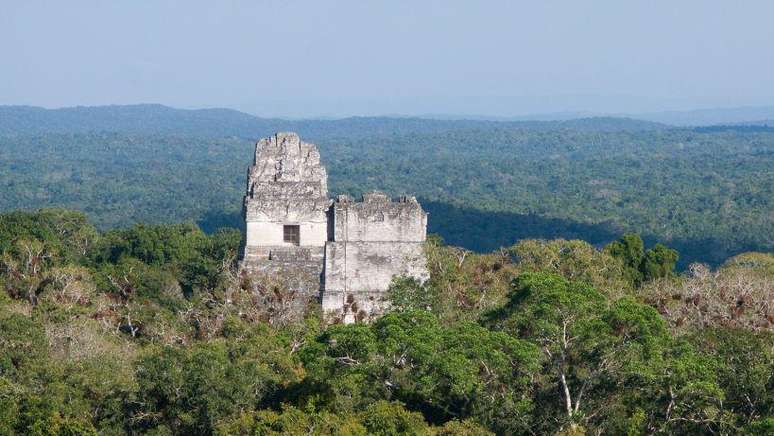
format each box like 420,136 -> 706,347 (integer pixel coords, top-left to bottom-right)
0,106 -> 772,435
0,209 -> 771,435
1,105 -> 772,268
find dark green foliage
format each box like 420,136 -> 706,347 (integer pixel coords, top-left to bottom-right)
687,328 -> 774,431
606,233 -> 678,285
91,223 -> 241,298
605,233 -> 645,281
299,310 -> 540,433
0,208 -> 771,435
641,243 -> 679,282
484,273 -> 719,433
0,209 -> 97,264
0,313 -> 108,435
214,400 -> 441,435
0,313 -> 48,378
358,401 -> 430,436
133,339 -> 291,435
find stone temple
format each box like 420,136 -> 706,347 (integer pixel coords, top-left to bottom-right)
240,132 -> 428,322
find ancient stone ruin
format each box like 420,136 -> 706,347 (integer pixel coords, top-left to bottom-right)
240,132 -> 428,322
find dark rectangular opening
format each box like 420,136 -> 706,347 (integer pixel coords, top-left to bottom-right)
283,225 -> 300,246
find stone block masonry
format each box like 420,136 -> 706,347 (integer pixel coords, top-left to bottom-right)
240,132 -> 329,301
239,132 -> 428,322
322,193 -> 428,322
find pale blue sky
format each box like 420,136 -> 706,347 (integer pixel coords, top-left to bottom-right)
2,0 -> 773,117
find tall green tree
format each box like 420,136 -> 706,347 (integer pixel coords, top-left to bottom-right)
605,234 -> 678,286
300,310 -> 540,433
483,273 -> 678,432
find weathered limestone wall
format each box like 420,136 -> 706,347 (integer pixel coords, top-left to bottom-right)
331,192 -> 427,243
242,132 -> 329,245
245,222 -> 327,247
240,133 -> 330,298
322,241 -> 427,322
322,192 -> 428,322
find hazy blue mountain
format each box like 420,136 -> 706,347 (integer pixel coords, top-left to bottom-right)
0,104 -> 286,137
634,106 -> 774,126
0,104 -> 668,138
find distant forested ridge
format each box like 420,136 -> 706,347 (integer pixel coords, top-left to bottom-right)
0,104 -> 667,136
0,104 -> 772,267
